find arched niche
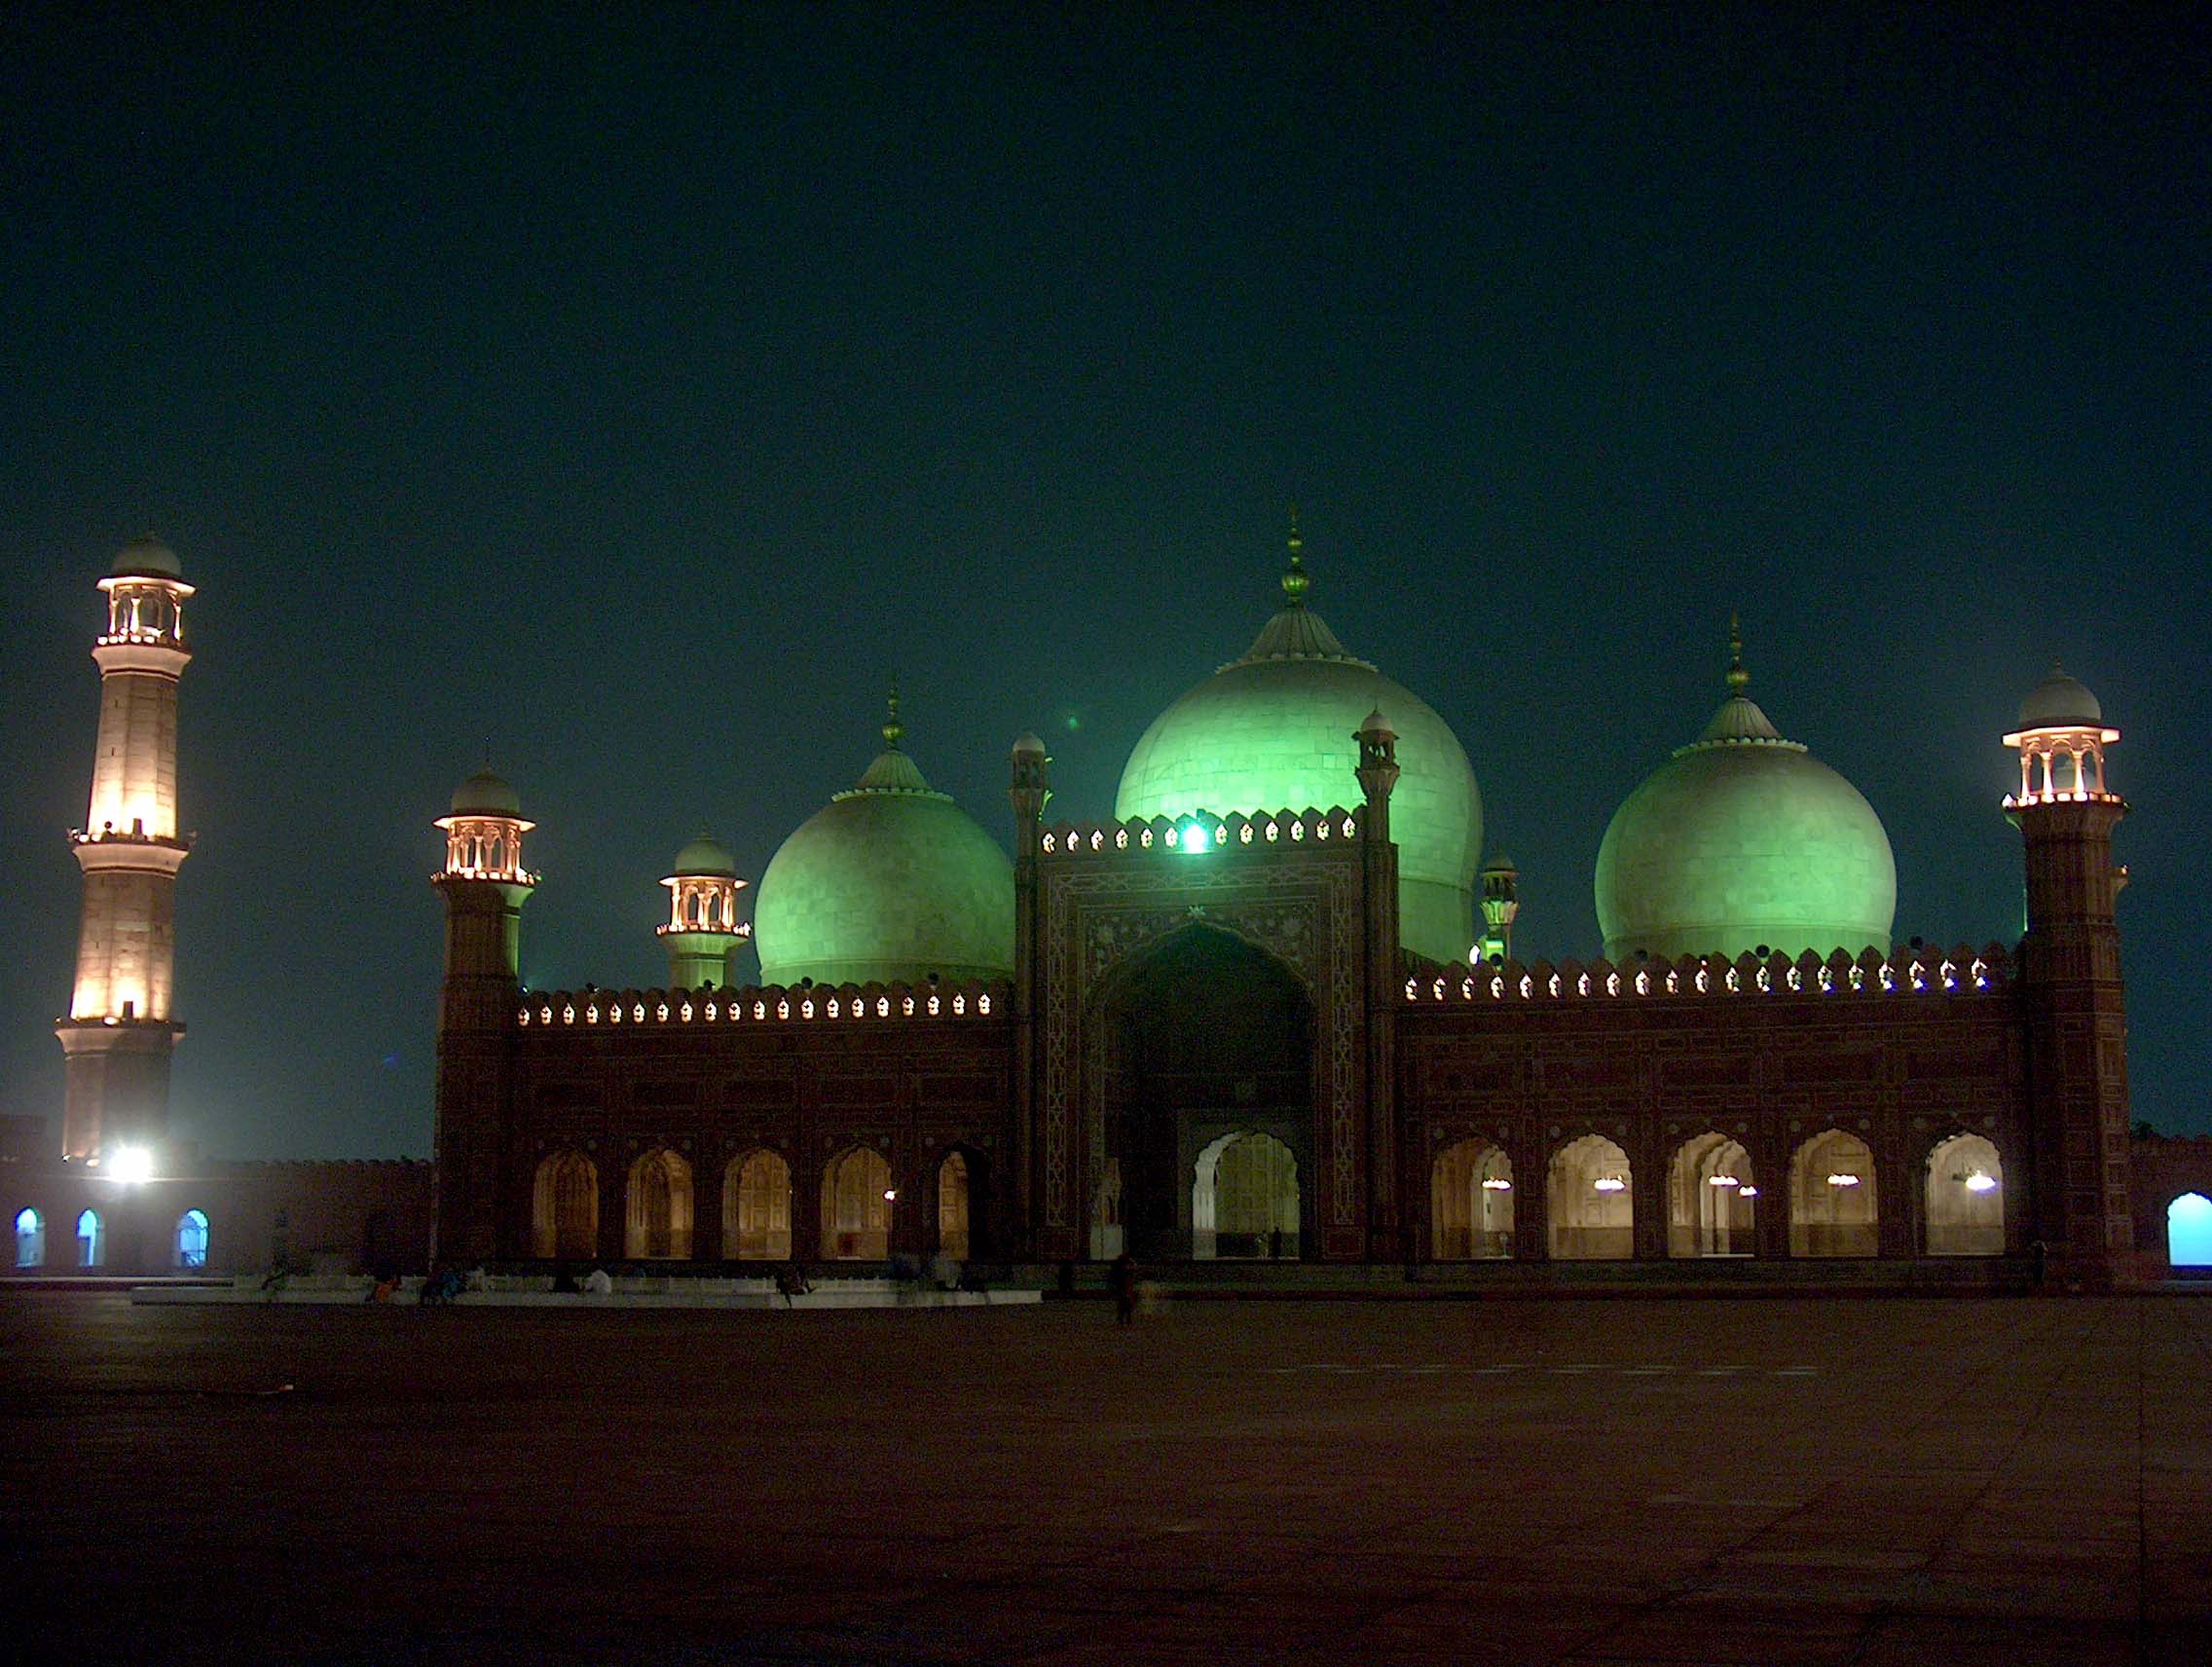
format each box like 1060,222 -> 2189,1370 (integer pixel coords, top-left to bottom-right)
1431,1139 -> 1514,1260
723,1150 -> 792,1261
625,1148 -> 694,1261
1549,1134 -> 1632,1260
532,1151 -> 599,1260
1924,1133 -> 2005,1256
822,1146 -> 893,1261
1789,1130 -> 1878,1257
1668,1132 -> 1754,1258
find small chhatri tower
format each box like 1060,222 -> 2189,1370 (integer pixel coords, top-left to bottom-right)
56,536 -> 196,1163
658,833 -> 751,988
2005,665 -> 2133,1285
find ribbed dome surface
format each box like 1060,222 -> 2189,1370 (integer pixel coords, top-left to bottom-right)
753,738 -> 1014,988
1115,553 -> 1482,965
1596,687 -> 1895,964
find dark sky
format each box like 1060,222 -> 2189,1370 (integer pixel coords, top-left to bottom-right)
3,5 -> 2207,1155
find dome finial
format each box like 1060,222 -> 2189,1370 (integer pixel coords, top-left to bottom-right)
1725,612 -> 1750,694
1281,504 -> 1309,606
882,678 -> 904,751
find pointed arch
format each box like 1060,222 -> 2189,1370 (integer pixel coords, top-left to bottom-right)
2169,1194 -> 2212,1269
822,1146 -> 893,1260
625,1148 -> 693,1260
1430,1139 -> 1513,1260
1924,1132 -> 2005,1256
1192,1130 -> 1300,1259
937,1150 -> 971,1259
532,1151 -> 600,1260
1668,1132 -> 1754,1258
1789,1129 -> 1878,1257
75,1208 -> 102,1269
15,1207 -> 44,1269
1548,1134 -> 1632,1259
723,1149 -> 792,1261
174,1208 -> 210,1270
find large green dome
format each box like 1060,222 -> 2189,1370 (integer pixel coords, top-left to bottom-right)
1595,645 -> 1895,964
1115,539 -> 1483,965
753,709 -> 1014,988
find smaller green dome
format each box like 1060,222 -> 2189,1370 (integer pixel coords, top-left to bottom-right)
451,767 -> 521,817
753,707 -> 1013,988
113,534 -> 182,579
2017,664 -> 2102,727
1595,634 -> 1895,964
670,832 -> 735,876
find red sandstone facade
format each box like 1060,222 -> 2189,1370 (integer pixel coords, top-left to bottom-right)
431,727 -> 2194,1286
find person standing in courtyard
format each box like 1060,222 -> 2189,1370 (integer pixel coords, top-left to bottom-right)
1110,1250 -> 1139,1326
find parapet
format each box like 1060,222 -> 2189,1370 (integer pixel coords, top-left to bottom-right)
1037,806 -> 1363,858
1402,943 -> 2016,1006
515,979 -> 1009,1031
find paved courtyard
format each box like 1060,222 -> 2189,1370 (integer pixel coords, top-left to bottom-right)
3,1292 -> 2208,1665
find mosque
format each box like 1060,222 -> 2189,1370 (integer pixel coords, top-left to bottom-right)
14,534 -> 2212,1282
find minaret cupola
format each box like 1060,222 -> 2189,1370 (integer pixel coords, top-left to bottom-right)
658,832 -> 752,989
2003,665 -> 2120,806
436,767 -> 536,883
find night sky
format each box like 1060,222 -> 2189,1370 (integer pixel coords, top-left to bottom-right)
3,7 -> 2206,1157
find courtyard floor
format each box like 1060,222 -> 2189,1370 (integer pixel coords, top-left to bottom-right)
3,1292 -> 2208,1665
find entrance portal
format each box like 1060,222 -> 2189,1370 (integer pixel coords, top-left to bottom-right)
1097,926 -> 1311,1260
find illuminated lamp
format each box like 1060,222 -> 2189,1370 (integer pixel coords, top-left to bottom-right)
107,1145 -> 155,1185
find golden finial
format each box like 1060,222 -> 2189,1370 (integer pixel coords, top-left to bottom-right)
1282,503 -> 1309,605
882,679 -> 903,750
1725,612 -> 1750,694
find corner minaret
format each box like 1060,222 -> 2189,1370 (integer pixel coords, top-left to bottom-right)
432,765 -> 536,1262
2004,665 -> 2133,1286
56,536 -> 196,1163
658,833 -> 751,988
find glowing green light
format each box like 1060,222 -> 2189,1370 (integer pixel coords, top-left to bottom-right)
1177,820 -> 1216,853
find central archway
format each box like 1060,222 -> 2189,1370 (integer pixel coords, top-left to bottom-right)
1096,925 -> 1312,1261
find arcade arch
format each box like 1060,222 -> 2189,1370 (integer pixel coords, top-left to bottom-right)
2170,1194 -> 2212,1269
1430,1139 -> 1514,1259
76,1209 -> 102,1269
1924,1133 -> 2005,1256
1193,1130 -> 1299,1260
938,1151 -> 971,1258
174,1208 -> 209,1269
723,1150 -> 792,1261
531,1151 -> 599,1259
1789,1130 -> 1878,1257
822,1146 -> 893,1261
15,1207 -> 43,1269
626,1148 -> 693,1260
1549,1134 -> 1633,1259
1668,1132 -> 1754,1257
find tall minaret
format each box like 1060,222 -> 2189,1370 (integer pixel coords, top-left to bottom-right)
658,833 -> 751,988
2004,665 -> 2133,1286
55,536 -> 196,1163
432,766 -> 536,1263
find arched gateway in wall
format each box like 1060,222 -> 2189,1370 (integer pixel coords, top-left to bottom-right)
1093,926 -> 1313,1261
